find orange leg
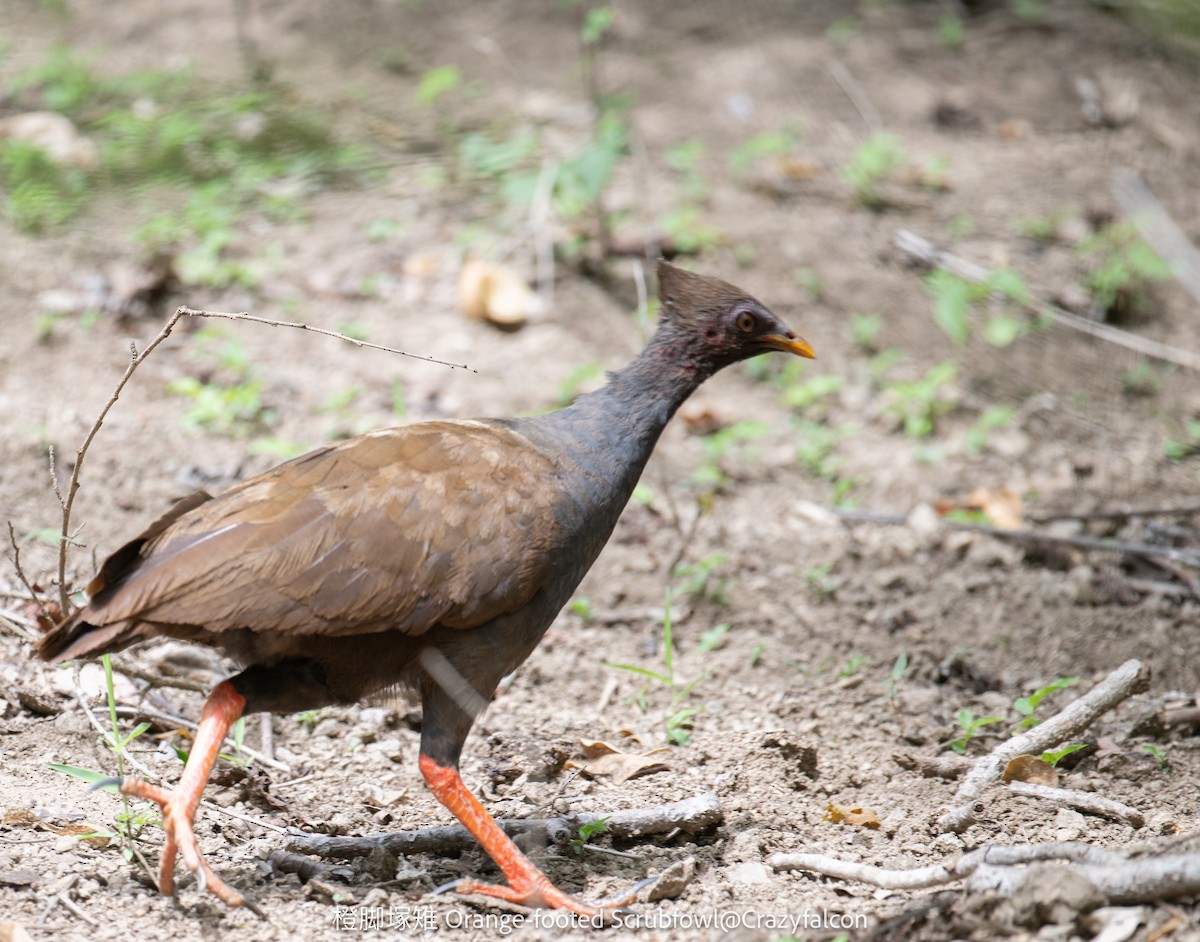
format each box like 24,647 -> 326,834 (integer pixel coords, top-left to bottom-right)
120,681 -> 255,912
419,753 -> 651,915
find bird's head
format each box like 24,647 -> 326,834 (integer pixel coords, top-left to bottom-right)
656,261 -> 815,370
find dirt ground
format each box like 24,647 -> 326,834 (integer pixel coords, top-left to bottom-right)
2,1 -> 1200,940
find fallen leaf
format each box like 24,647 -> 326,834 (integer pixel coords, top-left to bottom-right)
937,485 -> 1024,530
44,822 -> 112,848
0,922 -> 35,942
565,740 -> 672,785
776,156 -> 821,180
678,401 -> 730,437
824,802 -> 881,829
458,259 -> 539,329
1002,754 -> 1059,787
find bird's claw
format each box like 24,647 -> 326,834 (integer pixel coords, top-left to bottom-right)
120,776 -> 262,916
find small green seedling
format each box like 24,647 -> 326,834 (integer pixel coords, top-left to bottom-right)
841,133 -> 905,209
569,817 -> 610,855
963,405 -> 1015,454
749,642 -> 767,668
1142,743 -> 1170,773
1041,743 -> 1087,767
696,622 -> 730,653
949,709 -> 1004,755
1013,676 -> 1078,731
882,361 -> 958,439
846,313 -> 884,353
838,653 -> 866,679
1164,421 -> 1200,461
603,591 -> 708,746
883,652 -> 910,701
673,552 -> 728,604
570,597 -> 593,621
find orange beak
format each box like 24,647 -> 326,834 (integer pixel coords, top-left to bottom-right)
764,333 -> 816,359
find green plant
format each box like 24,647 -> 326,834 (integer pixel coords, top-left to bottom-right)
1042,743 -> 1086,767
728,129 -> 798,177
47,655 -> 159,859
882,361 -> 958,439
925,267 -> 1029,346
603,591 -> 708,745
415,65 -> 462,106
827,16 -> 860,48
1142,743 -> 1170,773
1080,222 -> 1169,319
569,817 -> 610,855
692,420 -> 770,489
696,622 -> 730,653
1013,676 -> 1078,731
939,13 -> 964,48
883,652 -> 909,701
803,564 -> 835,596
1165,420 -> 1200,460
673,552 -> 728,604
846,313 -> 884,352
570,597 -> 594,621
949,709 -> 1004,754
792,418 -> 851,480
841,133 -> 905,209
838,653 -> 866,678
0,140 -> 88,232
963,405 -> 1014,454
781,373 -> 843,414
666,138 -> 708,201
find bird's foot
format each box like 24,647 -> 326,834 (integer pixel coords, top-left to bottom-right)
434,872 -> 657,917
120,777 -> 259,914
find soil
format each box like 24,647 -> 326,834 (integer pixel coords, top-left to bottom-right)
2,2 -> 1200,940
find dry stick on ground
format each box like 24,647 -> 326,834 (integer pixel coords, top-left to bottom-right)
287,792 -> 722,860
893,228 -> 1200,373
1111,168 -> 1200,309
937,658 -> 1150,833
1006,781 -> 1144,829
773,841 -> 1200,905
834,507 -> 1200,570
6,521 -> 52,634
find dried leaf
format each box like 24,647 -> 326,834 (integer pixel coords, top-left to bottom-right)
565,740 -> 672,785
937,486 -> 1024,530
1002,754 -> 1059,787
824,802 -> 881,829
0,922 -> 35,942
44,822 -> 112,848
458,259 -> 538,329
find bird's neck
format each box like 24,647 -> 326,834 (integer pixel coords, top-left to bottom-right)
534,326 -> 716,487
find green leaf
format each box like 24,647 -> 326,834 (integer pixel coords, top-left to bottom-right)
926,268 -> 972,345
697,623 -> 730,653
415,65 -> 462,106
47,763 -> 120,791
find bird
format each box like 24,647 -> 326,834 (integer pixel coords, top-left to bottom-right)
37,260 -> 814,915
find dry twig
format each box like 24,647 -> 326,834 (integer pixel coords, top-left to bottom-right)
894,228 -> 1200,373
773,840 -> 1200,905
937,659 -> 1150,833
287,792 -> 722,860
1007,781 -> 1144,828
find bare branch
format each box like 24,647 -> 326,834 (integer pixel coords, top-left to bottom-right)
937,659 -> 1150,832
178,307 -> 475,372
1007,781 -> 1145,828
55,309 -> 191,613
287,792 -> 722,860
6,520 -> 52,633
894,228 -> 1200,373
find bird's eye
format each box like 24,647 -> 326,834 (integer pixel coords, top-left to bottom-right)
736,311 -> 756,333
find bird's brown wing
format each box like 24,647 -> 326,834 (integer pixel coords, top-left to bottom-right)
41,420 -> 566,660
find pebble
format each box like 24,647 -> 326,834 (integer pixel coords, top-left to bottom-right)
727,861 -> 771,885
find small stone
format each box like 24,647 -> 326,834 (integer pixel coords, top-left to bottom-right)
312,717 -> 343,738
727,861 -> 771,885
647,856 -> 696,901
